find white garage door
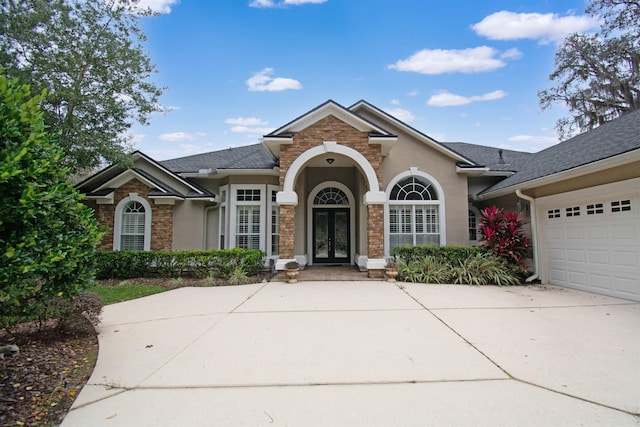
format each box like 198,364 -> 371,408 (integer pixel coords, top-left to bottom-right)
538,181 -> 640,302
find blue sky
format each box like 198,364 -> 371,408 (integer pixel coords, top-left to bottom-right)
131,0 -> 598,160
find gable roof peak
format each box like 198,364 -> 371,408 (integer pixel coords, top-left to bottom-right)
265,99 -> 392,137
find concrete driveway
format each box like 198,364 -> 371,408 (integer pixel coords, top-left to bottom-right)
62,282 -> 640,426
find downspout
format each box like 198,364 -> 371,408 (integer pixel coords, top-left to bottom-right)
516,189 -> 539,282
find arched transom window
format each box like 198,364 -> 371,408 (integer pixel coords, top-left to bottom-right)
121,201 -> 146,250
314,187 -> 349,205
389,176 -> 440,249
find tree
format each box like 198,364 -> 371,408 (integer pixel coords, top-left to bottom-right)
0,0 -> 164,173
0,73 -> 104,322
539,0 -> 640,139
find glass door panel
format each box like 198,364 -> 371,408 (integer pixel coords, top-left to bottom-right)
313,209 -> 350,263
314,211 -> 329,259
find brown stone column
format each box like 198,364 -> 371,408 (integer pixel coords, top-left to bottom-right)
367,204 -> 384,259
279,205 -> 296,258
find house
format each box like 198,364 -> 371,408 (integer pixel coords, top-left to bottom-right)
77,100 -> 640,301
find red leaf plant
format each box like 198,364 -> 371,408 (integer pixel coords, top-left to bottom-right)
479,206 -> 530,270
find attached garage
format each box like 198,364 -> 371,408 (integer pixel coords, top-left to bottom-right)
537,179 -> 640,302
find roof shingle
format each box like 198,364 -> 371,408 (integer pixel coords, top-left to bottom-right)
482,109 -> 640,194
160,143 -> 276,173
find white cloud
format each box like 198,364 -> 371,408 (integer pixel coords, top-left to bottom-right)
135,0 -> 180,14
408,90 -> 419,97
500,47 -> 522,60
225,117 -> 273,134
225,117 -> 268,126
246,68 -> 302,92
384,107 -> 415,123
159,131 -> 206,142
229,125 -> 274,134
249,0 -> 326,8
427,90 -> 506,107
388,46 -> 508,74
471,11 -> 598,44
390,99 -> 400,106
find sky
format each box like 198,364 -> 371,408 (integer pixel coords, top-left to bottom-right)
130,0 -> 599,160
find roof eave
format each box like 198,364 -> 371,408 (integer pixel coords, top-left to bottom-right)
475,149 -> 640,200
178,168 -> 280,179
262,135 -> 293,159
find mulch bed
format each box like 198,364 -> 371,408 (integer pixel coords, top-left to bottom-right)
0,321 -> 98,427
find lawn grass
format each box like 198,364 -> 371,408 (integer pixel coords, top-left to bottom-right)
89,284 -> 168,304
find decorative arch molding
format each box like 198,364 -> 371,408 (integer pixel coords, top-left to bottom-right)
113,193 -> 152,251
384,167 -> 447,256
306,181 -> 356,265
277,141 -> 385,206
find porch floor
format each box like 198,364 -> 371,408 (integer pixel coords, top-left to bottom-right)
273,265 -> 385,282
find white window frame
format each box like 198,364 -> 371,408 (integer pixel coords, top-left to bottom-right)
468,206 -> 481,245
384,168 -> 446,256
113,193 -> 152,251
219,186 -> 228,250
229,184 -> 266,251
267,185 -> 281,258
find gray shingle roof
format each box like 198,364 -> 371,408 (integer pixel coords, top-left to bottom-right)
442,142 -> 533,172
160,143 -> 276,173
482,109 -> 640,195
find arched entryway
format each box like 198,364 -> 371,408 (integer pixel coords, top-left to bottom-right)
307,182 -> 356,265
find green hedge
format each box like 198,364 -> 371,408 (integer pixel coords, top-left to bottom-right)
391,245 -> 487,265
95,248 -> 265,279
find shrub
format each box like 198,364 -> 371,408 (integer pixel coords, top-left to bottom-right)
479,206 -> 530,271
95,249 -> 264,280
48,291 -> 104,335
398,256 -> 451,284
0,74 -> 103,322
227,266 -> 248,286
393,245 -> 520,286
451,253 -> 520,286
392,245 -> 487,265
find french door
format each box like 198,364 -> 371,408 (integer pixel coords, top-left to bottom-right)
312,208 -> 350,264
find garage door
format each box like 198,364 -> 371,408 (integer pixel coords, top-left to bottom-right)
539,182 -> 640,302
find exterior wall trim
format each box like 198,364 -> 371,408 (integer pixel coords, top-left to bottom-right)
278,141 -> 385,206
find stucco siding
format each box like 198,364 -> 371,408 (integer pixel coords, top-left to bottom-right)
172,201 -> 206,250
382,132 -> 470,245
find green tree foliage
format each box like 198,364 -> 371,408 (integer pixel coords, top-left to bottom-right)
0,0 -> 164,173
0,74 -> 103,321
539,0 -> 640,139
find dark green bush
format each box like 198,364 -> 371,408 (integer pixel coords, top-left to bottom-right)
95,249 -> 264,280
0,74 -> 103,322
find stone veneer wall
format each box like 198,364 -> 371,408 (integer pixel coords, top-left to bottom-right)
278,115 -> 383,261
95,179 -> 173,250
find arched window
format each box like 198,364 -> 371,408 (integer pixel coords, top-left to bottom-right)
388,176 -> 441,249
314,187 -> 349,205
121,202 -> 146,250
113,194 -> 152,251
